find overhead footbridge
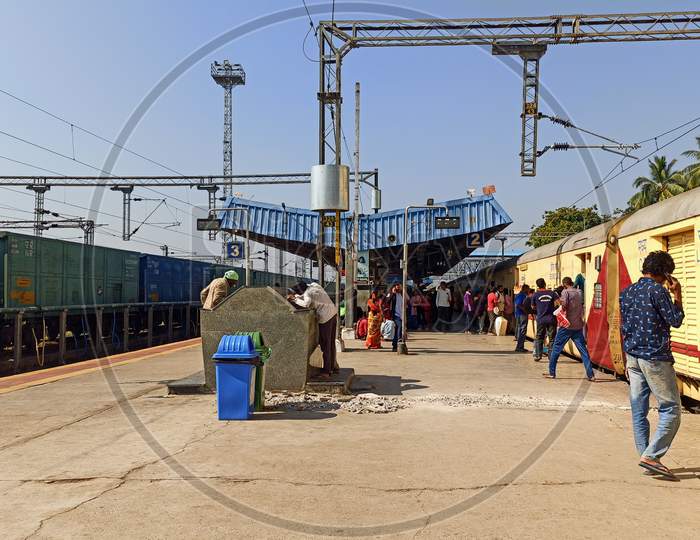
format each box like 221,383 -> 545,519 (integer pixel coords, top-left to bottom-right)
218,195 -> 512,279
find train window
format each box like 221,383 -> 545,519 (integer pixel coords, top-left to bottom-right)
593,282 -> 603,309
594,255 -> 602,271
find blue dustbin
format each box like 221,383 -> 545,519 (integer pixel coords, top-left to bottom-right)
213,335 -> 261,420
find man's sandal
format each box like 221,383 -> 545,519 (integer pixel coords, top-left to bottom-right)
638,460 -> 678,480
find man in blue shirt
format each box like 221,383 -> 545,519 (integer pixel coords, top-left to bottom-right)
620,251 -> 684,479
531,278 -> 557,361
513,284 -> 530,352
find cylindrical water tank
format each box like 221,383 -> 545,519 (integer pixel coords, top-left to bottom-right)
310,164 -> 350,211
371,188 -> 382,212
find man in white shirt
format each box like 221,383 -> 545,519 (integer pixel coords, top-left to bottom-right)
435,281 -> 452,332
290,281 -> 338,379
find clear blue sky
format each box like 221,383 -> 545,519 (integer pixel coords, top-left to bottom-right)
0,1 -> 698,262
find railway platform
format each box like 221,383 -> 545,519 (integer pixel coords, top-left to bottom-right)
1,333 -> 699,539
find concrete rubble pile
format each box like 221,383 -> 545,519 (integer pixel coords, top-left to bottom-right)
264,391 -> 624,414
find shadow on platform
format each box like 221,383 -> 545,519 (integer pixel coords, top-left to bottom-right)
407,349 -> 527,355
253,410 -> 338,421
350,374 -> 428,396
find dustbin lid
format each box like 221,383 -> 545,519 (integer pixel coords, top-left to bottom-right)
212,335 -> 259,360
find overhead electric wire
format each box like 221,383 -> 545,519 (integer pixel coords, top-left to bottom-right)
0,153 -> 66,176
569,118 -> 700,208
130,199 -> 165,238
301,0 -> 320,63
0,182 -> 203,244
634,115 -> 700,145
539,113 -> 625,146
0,87 -> 187,177
0,89 -> 200,213
0,127 -> 196,215
492,115 -> 700,260
0,200 -> 192,253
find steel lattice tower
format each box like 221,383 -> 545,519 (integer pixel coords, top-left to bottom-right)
211,60 -> 245,198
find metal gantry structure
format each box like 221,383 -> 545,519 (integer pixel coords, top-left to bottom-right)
317,11 -> 700,177
0,170 -> 380,243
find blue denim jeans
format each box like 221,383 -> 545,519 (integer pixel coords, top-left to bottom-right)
626,354 -> 681,461
515,315 -> 528,349
392,317 -> 402,350
547,328 -> 595,379
464,312 -> 472,332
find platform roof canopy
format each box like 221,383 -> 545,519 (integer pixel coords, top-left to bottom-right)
219,194 -> 512,278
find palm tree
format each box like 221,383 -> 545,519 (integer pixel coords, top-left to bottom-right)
681,137 -> 700,190
682,136 -> 700,167
679,169 -> 699,191
627,156 -> 685,211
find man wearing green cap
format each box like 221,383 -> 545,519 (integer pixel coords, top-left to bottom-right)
201,269 -> 239,310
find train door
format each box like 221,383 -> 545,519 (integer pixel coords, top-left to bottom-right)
575,253 -> 588,310
666,230 -> 698,379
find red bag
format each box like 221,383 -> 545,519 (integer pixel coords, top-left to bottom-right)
554,306 -> 570,328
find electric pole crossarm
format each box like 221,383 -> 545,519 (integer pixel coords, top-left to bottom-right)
324,12 -> 700,47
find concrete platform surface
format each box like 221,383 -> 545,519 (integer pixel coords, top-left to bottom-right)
1,333 -> 699,539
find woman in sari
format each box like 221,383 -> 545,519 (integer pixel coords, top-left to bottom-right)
365,288 -> 383,349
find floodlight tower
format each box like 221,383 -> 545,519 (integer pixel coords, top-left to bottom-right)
211,60 -> 245,198
211,60 -> 245,250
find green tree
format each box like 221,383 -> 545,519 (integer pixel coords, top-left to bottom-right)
679,169 -> 699,191
681,137 -> 700,190
682,136 -> 700,167
527,206 -> 604,248
627,155 -> 685,211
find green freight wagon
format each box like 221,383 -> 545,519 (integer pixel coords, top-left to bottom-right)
0,232 -> 139,309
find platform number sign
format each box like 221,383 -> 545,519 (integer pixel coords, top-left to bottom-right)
226,241 -> 244,260
466,231 -> 484,248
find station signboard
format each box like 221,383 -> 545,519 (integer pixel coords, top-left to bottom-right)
435,216 -> 461,230
196,218 -> 221,231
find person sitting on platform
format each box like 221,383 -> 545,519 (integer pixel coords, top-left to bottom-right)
200,270 -> 239,310
289,281 -> 339,379
355,310 -> 368,341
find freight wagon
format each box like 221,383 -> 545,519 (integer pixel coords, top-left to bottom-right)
0,232 -> 301,374
517,187 -> 700,400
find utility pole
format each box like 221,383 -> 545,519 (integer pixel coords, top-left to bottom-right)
494,236 -> 507,259
27,180 -> 50,237
110,185 -> 134,241
345,82 -> 361,329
